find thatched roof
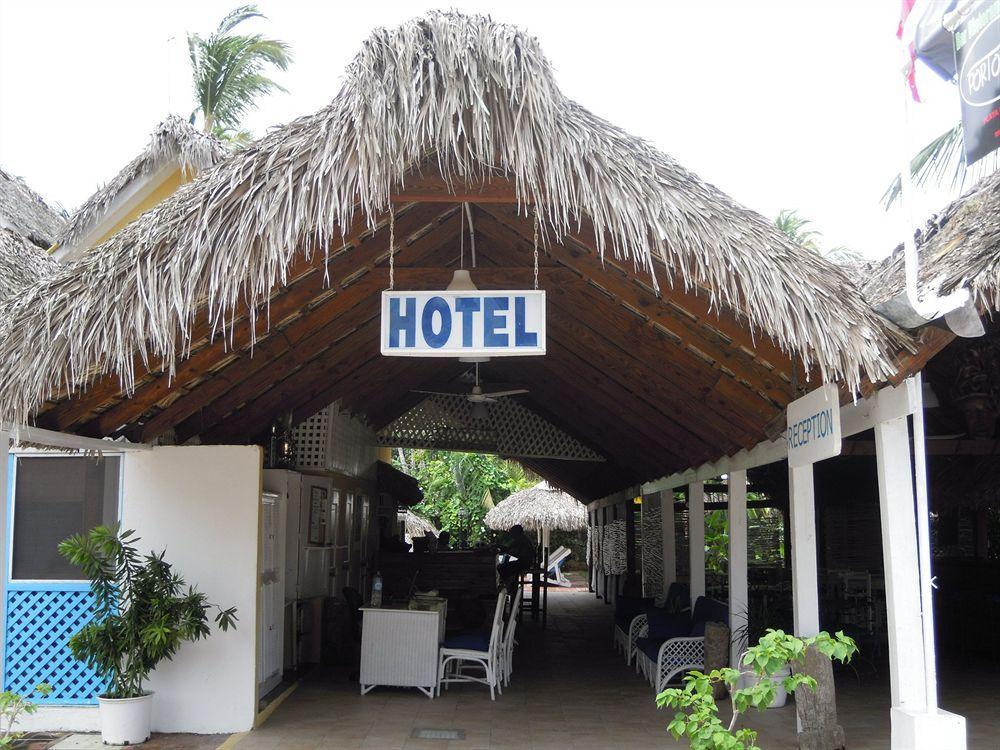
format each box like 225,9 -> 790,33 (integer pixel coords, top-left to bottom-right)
859,169 -> 1000,311
401,509 -> 438,539
58,115 -> 227,250
0,227 -> 58,301
0,167 -> 65,249
484,482 -> 587,532
0,11 -> 913,430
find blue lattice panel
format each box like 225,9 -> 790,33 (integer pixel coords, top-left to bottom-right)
3,586 -> 105,704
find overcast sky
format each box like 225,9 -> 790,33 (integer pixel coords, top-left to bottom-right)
0,0 -> 967,258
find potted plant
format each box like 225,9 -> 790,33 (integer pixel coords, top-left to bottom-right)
59,526 -> 237,745
657,629 -> 857,749
729,609 -> 790,708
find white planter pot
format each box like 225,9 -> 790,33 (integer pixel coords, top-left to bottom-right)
97,693 -> 153,745
737,667 -> 790,709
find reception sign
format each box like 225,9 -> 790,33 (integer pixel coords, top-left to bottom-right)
786,383 -> 842,468
380,290 -> 546,357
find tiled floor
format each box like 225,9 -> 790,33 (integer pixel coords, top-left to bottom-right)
238,587 -> 999,750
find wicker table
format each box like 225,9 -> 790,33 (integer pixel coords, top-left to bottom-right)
359,600 -> 447,698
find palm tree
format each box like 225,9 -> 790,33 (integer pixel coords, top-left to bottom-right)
882,123 -> 999,209
774,209 -> 822,252
187,4 -> 292,140
774,209 -> 862,264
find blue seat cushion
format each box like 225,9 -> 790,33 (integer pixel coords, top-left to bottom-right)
645,604 -> 691,640
691,596 -> 729,629
614,596 -> 653,630
635,637 -> 666,661
442,631 -> 490,651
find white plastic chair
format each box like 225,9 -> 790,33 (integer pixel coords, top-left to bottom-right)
499,586 -> 523,687
543,546 -> 572,587
437,589 -> 507,699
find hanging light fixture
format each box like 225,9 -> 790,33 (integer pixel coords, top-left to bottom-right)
470,401 -> 489,421
446,269 -> 478,291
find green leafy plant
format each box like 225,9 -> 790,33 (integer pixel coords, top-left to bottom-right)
0,683 -> 52,746
657,630 -> 857,750
58,526 -> 238,699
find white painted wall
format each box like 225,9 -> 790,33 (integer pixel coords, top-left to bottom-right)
122,446 -> 261,733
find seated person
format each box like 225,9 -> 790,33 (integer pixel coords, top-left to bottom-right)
496,524 -> 536,592
437,530 -> 451,551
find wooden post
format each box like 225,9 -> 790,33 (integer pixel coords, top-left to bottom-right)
728,470 -> 748,668
789,464 -> 820,636
874,416 -> 927,710
688,482 -> 705,606
660,490 -> 677,595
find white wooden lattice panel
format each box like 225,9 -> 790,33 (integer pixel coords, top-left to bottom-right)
376,394 -> 604,462
292,408 -> 330,469
292,404 -> 377,475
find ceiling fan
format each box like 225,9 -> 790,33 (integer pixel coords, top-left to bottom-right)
414,363 -> 529,406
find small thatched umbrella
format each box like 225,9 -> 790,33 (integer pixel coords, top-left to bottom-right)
400,509 -> 438,545
485,482 -> 587,550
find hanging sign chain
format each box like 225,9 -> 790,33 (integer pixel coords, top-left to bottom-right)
533,208 -> 540,291
388,209 -> 396,291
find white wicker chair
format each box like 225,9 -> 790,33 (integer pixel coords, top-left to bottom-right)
437,589 -> 507,699
499,586 -> 523,687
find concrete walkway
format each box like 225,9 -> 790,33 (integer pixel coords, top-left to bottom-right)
236,587 -> 996,750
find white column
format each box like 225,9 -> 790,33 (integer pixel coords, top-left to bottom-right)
0,429 -> 9,673
728,470 -> 748,668
688,482 -> 705,606
789,464 -> 820,636
874,416 -> 927,710
660,490 -> 676,594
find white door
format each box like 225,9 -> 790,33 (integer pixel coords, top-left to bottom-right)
258,491 -> 285,699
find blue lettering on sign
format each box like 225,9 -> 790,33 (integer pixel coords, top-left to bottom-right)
514,296 -> 538,347
483,297 -> 509,347
786,408 -> 835,449
421,296 -> 452,348
455,297 -> 481,347
388,296 -> 416,348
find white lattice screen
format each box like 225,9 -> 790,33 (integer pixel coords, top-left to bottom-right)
376,394 -> 604,462
291,403 -> 377,475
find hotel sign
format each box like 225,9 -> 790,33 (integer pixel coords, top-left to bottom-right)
380,290 -> 546,357
786,383 -> 842,468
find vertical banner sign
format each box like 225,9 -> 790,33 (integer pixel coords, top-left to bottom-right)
956,0 -> 1000,164
380,290 -> 546,357
786,383 -> 842,468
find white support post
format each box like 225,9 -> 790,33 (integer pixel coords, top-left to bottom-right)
688,482 -> 705,606
788,464 -> 820,637
728,470 -> 748,668
875,416 -> 927,710
876,415 -> 967,748
660,489 -> 676,595
0,429 -> 9,675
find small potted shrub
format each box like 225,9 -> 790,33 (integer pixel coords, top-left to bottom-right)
59,526 -> 237,745
657,629 -> 856,749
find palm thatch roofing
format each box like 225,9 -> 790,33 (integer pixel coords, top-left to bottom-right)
58,115 -> 227,250
859,169 -> 1000,312
0,12 -> 935,498
0,167 -> 65,248
485,482 -> 587,532
401,509 -> 438,539
0,227 -> 58,302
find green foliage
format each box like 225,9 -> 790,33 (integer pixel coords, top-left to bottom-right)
395,449 -> 534,546
0,684 -> 51,746
773,210 -> 862,265
657,630 -> 857,750
188,4 -> 292,134
58,526 -> 238,699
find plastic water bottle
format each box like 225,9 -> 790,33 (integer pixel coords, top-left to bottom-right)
372,571 -> 383,608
